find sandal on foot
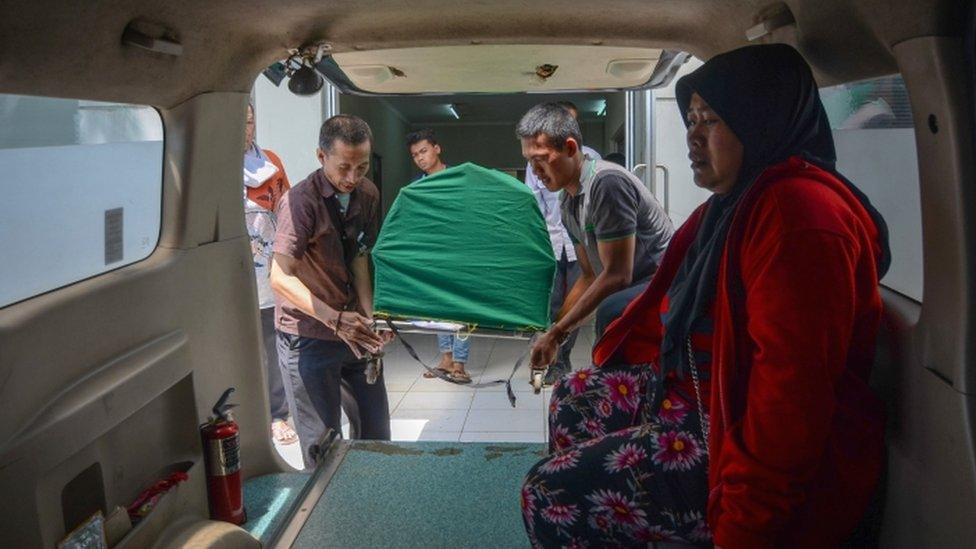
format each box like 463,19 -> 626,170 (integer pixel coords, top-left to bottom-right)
423,367 -> 452,379
272,420 -> 299,445
448,370 -> 472,384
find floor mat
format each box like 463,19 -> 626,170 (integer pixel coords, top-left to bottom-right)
242,471 -> 310,544
294,441 -> 546,548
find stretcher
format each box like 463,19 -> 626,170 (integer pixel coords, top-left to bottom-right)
370,163 -> 557,400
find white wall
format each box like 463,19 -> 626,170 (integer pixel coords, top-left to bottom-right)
341,96 -> 413,215
253,77 -> 325,184
655,58 -> 706,228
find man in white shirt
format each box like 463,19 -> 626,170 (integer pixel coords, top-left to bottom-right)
524,101 -> 601,386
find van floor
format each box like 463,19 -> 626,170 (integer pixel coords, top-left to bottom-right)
246,440 -> 545,547
273,326 -> 597,468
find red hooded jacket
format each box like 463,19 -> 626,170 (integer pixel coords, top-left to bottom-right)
593,157 -> 886,548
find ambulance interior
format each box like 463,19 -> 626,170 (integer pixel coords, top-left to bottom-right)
0,0 -> 973,547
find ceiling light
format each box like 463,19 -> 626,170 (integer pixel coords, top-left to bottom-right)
597,99 -> 607,117
448,104 -> 461,120
288,65 -> 324,96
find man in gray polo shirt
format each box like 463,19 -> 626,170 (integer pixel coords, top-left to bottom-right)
517,102 -> 674,370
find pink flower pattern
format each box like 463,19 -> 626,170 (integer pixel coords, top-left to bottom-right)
528,361 -> 711,546
603,443 -> 648,473
568,368 -> 596,395
603,372 -> 640,413
541,503 -> 580,526
539,449 -> 581,474
578,417 -> 606,438
652,430 -> 703,471
521,485 -> 537,521
550,424 -> 576,452
634,525 -> 678,542
587,489 -> 649,528
657,395 -> 688,425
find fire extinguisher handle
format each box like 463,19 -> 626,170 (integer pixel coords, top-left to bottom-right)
213,387 -> 237,420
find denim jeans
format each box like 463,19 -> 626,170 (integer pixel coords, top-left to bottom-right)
594,281 -> 651,340
277,333 -> 391,468
437,334 -> 471,364
261,308 -> 289,421
550,249 -> 581,370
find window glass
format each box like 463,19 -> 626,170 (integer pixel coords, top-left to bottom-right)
820,75 -> 922,301
0,94 -> 163,308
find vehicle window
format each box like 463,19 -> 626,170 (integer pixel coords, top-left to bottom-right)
0,94 -> 163,308
820,75 -> 922,301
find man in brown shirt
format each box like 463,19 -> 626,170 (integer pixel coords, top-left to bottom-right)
270,114 -> 391,466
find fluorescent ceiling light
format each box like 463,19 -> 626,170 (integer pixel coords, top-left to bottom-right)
448,104 -> 461,119
597,99 -> 607,117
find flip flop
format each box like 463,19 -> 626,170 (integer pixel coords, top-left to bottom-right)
272,420 -> 299,445
423,367 -> 451,379
448,370 -> 472,384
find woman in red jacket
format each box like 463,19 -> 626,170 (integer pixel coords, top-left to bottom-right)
521,44 -> 890,548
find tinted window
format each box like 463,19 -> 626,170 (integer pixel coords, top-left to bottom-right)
820,75 -> 922,301
0,95 -> 163,308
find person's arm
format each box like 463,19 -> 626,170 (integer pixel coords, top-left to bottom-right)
530,174 -> 640,368
557,237 -> 633,329
531,236 -> 634,368
350,254 -> 373,317
270,254 -> 382,357
712,228 -> 859,548
555,243 -> 596,319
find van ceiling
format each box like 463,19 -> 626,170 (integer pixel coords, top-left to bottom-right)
331,45 -> 664,94
381,93 -> 613,125
0,0 -> 965,107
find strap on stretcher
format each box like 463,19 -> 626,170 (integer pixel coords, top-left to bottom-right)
382,319 -> 535,407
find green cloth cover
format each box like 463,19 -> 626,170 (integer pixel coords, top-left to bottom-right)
373,163 -> 555,331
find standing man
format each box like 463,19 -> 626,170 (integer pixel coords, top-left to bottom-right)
516,103 -> 674,371
406,129 -> 472,383
243,102 -> 298,446
271,114 -> 391,466
524,101 -> 601,386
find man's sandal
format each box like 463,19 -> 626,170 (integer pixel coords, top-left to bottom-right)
423,367 -> 452,379
272,420 -> 299,445
448,369 -> 472,384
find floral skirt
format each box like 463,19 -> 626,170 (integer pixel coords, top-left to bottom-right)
522,363 -> 711,547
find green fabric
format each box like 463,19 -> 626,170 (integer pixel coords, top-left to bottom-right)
373,163 -> 555,331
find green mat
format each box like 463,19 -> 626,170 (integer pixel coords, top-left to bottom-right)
241,472 -> 310,544
293,441 -> 545,548
373,163 -> 555,332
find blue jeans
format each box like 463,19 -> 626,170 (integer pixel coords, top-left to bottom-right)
594,281 -> 651,340
550,249 -> 581,371
277,333 -> 391,468
261,308 -> 288,421
437,335 -> 471,363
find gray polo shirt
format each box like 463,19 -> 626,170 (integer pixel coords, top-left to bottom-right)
560,159 -> 674,282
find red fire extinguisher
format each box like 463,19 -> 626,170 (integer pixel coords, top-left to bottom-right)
200,387 -> 246,525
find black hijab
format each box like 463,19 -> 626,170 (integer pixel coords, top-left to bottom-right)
656,44 -> 891,409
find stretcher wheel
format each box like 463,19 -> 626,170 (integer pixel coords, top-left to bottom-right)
531,371 -> 544,394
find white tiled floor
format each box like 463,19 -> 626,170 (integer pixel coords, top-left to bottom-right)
274,326 -> 596,468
